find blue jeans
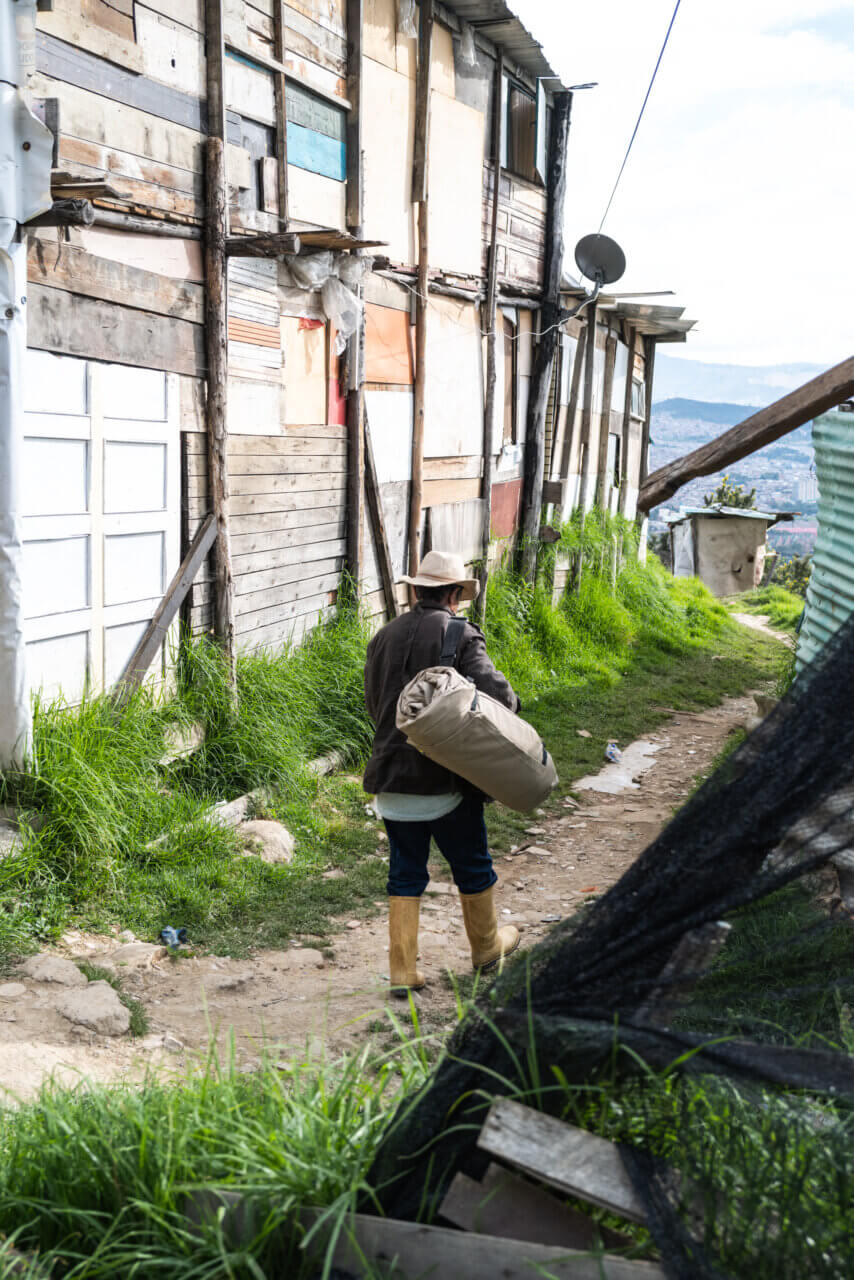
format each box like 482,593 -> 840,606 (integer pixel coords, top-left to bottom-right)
384,793 -> 498,897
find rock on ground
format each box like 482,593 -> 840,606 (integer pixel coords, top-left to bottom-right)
240,819 -> 295,864
0,983 -> 27,1000
55,981 -> 130,1037
104,942 -> 167,970
20,953 -> 87,987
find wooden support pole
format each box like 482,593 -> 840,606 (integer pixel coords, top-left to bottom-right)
364,411 -> 400,620
114,515 -> 217,704
595,331 -> 617,509
473,49 -> 504,623
26,198 -> 94,228
224,233 -> 301,257
272,0 -> 289,227
407,0 -> 433,589
556,328 -> 585,494
204,0 -> 236,684
638,336 -> 656,492
618,326 -> 636,516
515,90 -> 572,582
576,301 -> 598,513
639,352 -> 854,513
345,0 -> 365,584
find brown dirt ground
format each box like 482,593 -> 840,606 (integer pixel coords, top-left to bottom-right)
0,692 -> 758,1102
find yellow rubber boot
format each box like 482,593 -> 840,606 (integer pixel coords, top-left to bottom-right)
459,885 -> 520,971
388,896 -> 426,995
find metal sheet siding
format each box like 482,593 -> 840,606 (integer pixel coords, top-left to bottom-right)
797,409 -> 854,670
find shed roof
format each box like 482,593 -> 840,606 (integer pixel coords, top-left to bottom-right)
442,0 -> 566,88
560,275 -> 697,343
666,505 -> 796,527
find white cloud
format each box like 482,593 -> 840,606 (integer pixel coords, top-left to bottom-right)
514,1 -> 854,365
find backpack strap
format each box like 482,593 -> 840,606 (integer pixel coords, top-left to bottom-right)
439,616 -> 466,668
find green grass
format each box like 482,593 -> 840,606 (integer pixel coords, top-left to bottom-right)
731,584 -> 805,633
0,536 -> 784,963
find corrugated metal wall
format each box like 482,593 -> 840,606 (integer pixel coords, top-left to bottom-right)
797,408 -> 854,670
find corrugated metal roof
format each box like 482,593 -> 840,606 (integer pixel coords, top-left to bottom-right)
667,505 -> 793,526
442,0 -> 565,87
797,409 -> 854,670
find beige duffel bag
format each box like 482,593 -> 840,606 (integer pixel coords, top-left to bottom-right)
396,664 -> 558,813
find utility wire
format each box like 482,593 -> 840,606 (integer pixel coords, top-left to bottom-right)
598,0 -> 683,233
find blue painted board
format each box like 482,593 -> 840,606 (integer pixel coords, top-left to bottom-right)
287,121 -> 346,182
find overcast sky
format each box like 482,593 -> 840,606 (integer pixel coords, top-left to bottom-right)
514,1 -> 854,368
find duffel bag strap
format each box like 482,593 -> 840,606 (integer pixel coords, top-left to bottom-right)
439,616 -> 466,668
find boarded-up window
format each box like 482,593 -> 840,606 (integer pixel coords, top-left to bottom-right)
502,76 -> 537,183
227,112 -> 277,214
85,0 -> 135,41
286,83 -> 346,182
503,315 -> 517,445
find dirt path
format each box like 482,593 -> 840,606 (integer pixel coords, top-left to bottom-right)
0,691 -> 759,1101
730,611 -> 794,647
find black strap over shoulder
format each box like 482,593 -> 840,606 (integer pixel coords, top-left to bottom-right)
439,617 -> 467,668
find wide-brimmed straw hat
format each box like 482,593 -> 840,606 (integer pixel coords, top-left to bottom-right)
400,550 -> 480,601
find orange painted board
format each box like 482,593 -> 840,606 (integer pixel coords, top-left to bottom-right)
365,302 -> 414,385
228,318 -> 281,348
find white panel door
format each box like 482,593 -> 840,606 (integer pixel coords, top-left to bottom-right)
21,353 -> 180,702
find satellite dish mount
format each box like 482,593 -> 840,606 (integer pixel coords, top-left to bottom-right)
562,233 -> 626,321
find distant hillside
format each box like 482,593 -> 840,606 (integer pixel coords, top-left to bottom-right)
652,398 -> 753,427
655,356 -> 827,405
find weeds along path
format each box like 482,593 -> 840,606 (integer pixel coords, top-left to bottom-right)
0,693 -> 756,1101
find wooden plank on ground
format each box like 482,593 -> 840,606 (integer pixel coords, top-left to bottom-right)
302,1211 -> 664,1280
440,1164 -> 631,1252
28,284 -> 205,376
478,1099 -> 646,1224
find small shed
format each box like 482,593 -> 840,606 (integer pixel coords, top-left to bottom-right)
667,505 -> 794,596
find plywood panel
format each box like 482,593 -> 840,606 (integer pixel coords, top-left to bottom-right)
422,476 -> 480,507
365,388 -> 413,483
430,21 -> 455,98
281,317 -> 328,425
424,296 -> 483,458
287,164 -> 347,228
361,57 -> 414,264
75,227 -> 204,282
491,477 -> 522,538
227,377 -> 282,435
225,52 -> 276,125
430,499 -> 485,562
365,303 -> 413,385
136,5 -> 206,97
364,0 -> 396,70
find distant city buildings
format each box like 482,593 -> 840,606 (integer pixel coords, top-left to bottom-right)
798,474 -> 818,503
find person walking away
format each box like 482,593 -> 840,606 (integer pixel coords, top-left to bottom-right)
363,550 -> 521,995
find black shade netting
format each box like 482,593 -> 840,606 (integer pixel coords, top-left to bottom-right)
364,607 -> 854,1278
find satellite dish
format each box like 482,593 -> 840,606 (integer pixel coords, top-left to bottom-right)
574,233 -> 626,286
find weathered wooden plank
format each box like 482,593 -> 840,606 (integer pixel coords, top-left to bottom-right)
478,1099 -> 646,1224
639,354 -> 854,512
114,514 -> 216,700
37,0 -> 145,72
422,476 -> 481,507
440,1164 -> 630,1252
58,136 -> 202,201
232,536 -> 346,573
27,239 -> 204,323
235,586 -> 335,633
595,333 -> 618,508
283,4 -> 347,74
230,505 -> 342,534
364,411 -> 399,619
36,32 -> 206,132
229,453 -> 347,475
188,433 -> 346,456
237,605 -> 324,652
225,487 -> 346,516
234,570 -> 340,616
424,455 -> 482,481
189,470 -> 347,497
29,73 -> 204,174
230,519 -> 345,555
303,1211 -> 664,1280
28,284 -> 204,375
233,552 -> 344,596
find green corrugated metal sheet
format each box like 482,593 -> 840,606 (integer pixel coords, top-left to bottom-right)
797,408 -> 854,670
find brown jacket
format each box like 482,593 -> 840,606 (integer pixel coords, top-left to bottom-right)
363,601 -> 521,796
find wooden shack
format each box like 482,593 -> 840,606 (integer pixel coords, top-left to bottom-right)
9,0 -> 694,707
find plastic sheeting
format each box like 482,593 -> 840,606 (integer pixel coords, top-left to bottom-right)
282,250 -> 370,355
0,0 -> 53,769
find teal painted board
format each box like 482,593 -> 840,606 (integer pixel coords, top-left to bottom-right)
285,82 -> 346,140
797,407 -> 854,671
287,121 -> 346,181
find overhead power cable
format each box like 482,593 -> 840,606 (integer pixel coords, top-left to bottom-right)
598,0 -> 683,233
